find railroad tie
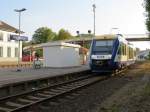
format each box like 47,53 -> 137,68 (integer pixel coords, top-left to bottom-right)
18,98 -> 34,103
6,101 -> 24,107
27,95 -> 44,100
44,91 -> 58,95
65,95 -> 75,99
0,106 -> 12,112
43,91 -> 52,94
57,98 -> 69,102
37,93 -> 51,97
39,104 -> 50,110
49,102 -> 59,106
50,89 -> 63,93
71,93 -> 80,96
55,87 -> 69,91
59,86 -> 73,89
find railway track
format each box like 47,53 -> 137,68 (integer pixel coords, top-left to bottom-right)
0,74 -> 107,112
0,67 -> 128,112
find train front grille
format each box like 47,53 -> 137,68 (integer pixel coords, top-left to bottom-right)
92,60 -> 108,66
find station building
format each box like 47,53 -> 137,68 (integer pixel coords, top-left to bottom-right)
0,21 -> 23,62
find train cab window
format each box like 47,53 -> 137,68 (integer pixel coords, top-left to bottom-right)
93,40 -> 114,54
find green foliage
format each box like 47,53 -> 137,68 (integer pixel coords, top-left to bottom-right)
144,83 -> 150,95
22,41 -> 29,48
32,27 -> 56,44
144,0 -> 150,32
32,27 -> 73,43
22,41 -> 35,48
54,29 -> 72,40
84,43 -> 91,49
36,49 -> 43,57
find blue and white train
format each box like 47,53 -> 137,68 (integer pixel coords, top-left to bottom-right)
89,34 -> 136,72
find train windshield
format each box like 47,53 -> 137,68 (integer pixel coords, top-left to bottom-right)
93,40 -> 114,54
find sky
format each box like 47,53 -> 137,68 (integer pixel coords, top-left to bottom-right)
0,0 -> 149,50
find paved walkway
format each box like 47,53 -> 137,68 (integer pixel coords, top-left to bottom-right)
0,65 -> 90,87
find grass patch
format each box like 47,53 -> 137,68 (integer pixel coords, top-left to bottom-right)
100,104 -> 120,112
109,104 -> 120,112
143,83 -> 150,95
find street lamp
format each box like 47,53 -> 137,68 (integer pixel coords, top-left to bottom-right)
92,4 -> 96,38
14,8 -> 26,72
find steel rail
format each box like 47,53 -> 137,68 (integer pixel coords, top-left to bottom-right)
0,74 -> 106,112
0,68 -> 128,112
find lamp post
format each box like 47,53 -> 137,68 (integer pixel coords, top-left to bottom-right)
92,4 -> 96,38
14,8 -> 26,72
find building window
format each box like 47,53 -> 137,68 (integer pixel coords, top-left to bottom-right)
15,48 -> 18,57
7,34 -> 11,41
0,47 -> 3,57
7,47 -> 11,57
0,32 -> 3,41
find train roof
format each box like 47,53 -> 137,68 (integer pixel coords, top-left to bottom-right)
95,34 -> 125,40
95,34 -> 129,44
95,34 -> 117,40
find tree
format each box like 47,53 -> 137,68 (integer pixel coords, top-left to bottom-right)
32,27 -> 56,44
54,29 -> 72,40
144,0 -> 150,32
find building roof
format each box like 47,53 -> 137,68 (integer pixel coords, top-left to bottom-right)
0,21 -> 24,33
41,41 -> 81,48
23,41 -> 81,51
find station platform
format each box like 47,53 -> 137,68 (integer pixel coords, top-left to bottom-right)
0,65 -> 90,87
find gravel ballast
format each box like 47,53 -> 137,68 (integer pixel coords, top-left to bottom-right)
36,61 -> 150,112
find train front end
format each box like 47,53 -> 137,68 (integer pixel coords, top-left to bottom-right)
89,37 -> 118,72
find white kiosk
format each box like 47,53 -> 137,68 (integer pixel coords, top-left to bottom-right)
41,42 -> 81,67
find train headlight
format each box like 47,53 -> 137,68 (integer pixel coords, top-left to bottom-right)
91,55 -> 97,59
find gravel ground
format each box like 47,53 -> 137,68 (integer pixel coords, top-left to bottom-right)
38,77 -> 130,112
97,61 -> 150,112
34,61 -> 150,112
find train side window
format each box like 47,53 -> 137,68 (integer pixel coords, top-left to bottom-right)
121,44 -> 125,55
129,47 -> 131,59
134,50 -> 136,56
132,48 -> 134,58
128,46 -> 130,59
124,44 -> 126,55
118,46 -> 121,55
129,47 -> 134,59
123,44 -> 125,55
121,44 -> 123,55
130,48 -> 132,59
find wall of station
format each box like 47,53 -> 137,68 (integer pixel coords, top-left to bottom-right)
0,30 -> 22,62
